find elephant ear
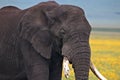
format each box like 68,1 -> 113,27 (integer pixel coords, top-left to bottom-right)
19,7 -> 53,59
30,29 -> 53,59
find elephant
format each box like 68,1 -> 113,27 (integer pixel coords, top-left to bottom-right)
0,1 -> 107,80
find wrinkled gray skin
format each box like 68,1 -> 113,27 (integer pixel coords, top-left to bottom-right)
49,5 -> 91,80
0,1 -> 91,80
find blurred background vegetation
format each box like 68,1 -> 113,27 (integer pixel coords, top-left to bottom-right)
62,28 -> 120,80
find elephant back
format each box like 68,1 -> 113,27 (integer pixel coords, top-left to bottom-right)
0,6 -> 25,79
0,6 -> 21,12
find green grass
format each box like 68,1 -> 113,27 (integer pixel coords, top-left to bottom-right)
62,30 -> 120,80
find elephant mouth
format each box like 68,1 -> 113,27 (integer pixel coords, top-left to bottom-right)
63,57 -> 107,80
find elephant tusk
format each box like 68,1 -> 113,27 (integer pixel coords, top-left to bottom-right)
63,57 -> 70,78
90,61 -> 107,80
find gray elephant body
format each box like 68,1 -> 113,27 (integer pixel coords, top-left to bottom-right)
0,1 -> 91,80
0,1 -> 62,80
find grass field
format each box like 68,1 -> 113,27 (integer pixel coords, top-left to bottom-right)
62,30 -> 120,80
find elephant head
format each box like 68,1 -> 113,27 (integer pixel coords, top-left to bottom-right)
47,5 -> 91,80
51,5 -> 107,80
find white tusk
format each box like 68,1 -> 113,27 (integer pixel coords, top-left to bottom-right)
63,57 -> 70,78
90,61 -> 107,80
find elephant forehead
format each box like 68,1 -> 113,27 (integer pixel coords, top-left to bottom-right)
32,1 -> 59,10
38,1 -> 59,6
60,5 -> 84,15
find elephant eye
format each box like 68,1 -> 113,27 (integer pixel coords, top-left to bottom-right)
53,17 -> 62,23
50,18 -> 56,25
59,28 -> 66,38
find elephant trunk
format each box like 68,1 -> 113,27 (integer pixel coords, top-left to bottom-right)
72,41 -> 91,80
62,31 -> 91,80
